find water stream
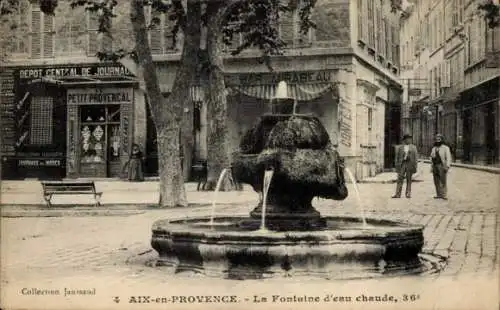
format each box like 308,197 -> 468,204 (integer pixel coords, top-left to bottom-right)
258,169 -> 275,232
344,168 -> 368,227
292,98 -> 298,115
209,168 -> 229,227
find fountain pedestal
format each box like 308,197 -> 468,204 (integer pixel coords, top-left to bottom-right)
245,191 -> 326,231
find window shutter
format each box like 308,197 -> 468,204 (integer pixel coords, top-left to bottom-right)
43,14 -> 54,58
367,1 -> 375,47
102,18 -> 112,53
31,10 -> 41,58
296,19 -> 309,45
375,7 -> 382,53
56,14 -> 70,55
150,11 -> 162,54
88,32 -> 99,55
102,33 -> 113,52
357,0 -> 364,41
71,8 -> 87,55
385,20 -> 392,62
164,18 -> 176,51
280,10 -> 295,46
88,12 -> 99,56
442,61 -> 450,88
18,0 -> 30,54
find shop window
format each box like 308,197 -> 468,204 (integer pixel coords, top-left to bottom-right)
29,97 -> 53,145
79,105 -> 121,164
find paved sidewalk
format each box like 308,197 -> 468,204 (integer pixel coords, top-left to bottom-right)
420,159 -> 500,174
0,182 -> 258,207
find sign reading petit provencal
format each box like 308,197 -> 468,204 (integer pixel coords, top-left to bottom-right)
67,88 -> 133,105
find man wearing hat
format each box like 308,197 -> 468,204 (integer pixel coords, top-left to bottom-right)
392,133 -> 418,198
430,133 -> 452,200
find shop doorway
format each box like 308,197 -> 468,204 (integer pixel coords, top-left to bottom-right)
384,102 -> 401,169
78,105 -> 122,178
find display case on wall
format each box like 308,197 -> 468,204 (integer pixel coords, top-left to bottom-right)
66,88 -> 133,178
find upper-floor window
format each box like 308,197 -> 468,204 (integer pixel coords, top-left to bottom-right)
451,0 -> 463,28
279,2 -> 311,48
14,1 -> 178,60
54,2 -> 87,57
30,2 -> 53,59
144,5 -> 178,55
224,2 -> 312,51
467,16 -> 487,66
3,0 -> 30,57
486,26 -> 500,54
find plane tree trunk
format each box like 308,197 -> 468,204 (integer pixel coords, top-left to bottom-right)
130,0 -> 201,206
203,3 -> 241,191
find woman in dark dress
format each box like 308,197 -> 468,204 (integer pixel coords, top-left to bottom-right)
124,143 -> 145,182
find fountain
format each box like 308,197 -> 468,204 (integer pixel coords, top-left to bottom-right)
151,83 -> 427,280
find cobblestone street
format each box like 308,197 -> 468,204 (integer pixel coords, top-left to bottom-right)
1,164 -> 498,310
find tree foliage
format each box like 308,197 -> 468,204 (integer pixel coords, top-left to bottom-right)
16,0 -> 317,65
478,0 -> 500,28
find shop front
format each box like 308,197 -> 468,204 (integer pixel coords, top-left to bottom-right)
66,88 -> 134,178
1,68 -> 67,179
0,63 -> 140,180
459,76 -> 499,166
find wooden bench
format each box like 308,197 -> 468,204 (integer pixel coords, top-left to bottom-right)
41,181 -> 102,207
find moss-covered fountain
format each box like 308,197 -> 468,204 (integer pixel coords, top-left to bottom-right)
151,83 -> 427,280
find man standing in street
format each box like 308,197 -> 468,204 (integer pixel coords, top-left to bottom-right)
392,134 -> 418,198
430,134 -> 452,200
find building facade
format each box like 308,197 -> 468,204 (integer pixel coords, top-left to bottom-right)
1,0 -> 404,181
400,0 -> 500,166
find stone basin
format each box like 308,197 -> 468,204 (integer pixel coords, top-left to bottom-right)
151,216 -> 425,280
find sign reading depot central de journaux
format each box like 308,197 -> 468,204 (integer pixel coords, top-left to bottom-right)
18,65 -> 134,80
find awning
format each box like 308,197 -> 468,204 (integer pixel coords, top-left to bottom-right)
231,83 -> 333,101
188,82 -> 334,104
25,75 -> 139,86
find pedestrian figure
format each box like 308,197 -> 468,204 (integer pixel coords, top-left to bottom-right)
123,143 -> 145,182
430,134 -> 452,200
392,133 -> 418,198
